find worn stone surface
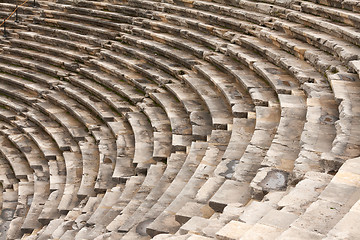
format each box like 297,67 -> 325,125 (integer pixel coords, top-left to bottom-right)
215,220 -> 252,240
1,0 -> 359,239
209,180 -> 251,212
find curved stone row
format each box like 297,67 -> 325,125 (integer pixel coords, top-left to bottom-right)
0,0 -> 359,239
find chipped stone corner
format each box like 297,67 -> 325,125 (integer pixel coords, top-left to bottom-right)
250,168 -> 290,200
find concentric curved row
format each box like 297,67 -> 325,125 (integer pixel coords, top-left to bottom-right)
0,0 -> 359,239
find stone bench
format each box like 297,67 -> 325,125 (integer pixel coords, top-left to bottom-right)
47,73 -> 138,184
113,152 -> 186,233
0,62 -> 58,87
6,181 -> 35,239
107,38 -> 213,139
6,132 -> 49,177
0,79 -> 39,105
0,128 -> 49,234
34,101 -> 88,142
205,0 -> 360,48
28,22 -> 104,47
90,126 -> 117,193
44,1 -> 217,59
0,0 -> 358,238
120,142 -> 207,237
107,121 -> 136,182
230,0 -> 360,57
216,209 -> 298,240
88,57 -> 156,93
4,43 -> 80,72
16,31 -> 98,59
78,178 -> 143,236
0,52 -> 69,79
0,147 -> 18,190
57,2 -> 278,129
251,94 -> 307,198
134,0 -> 359,75
131,27 -> 213,60
44,1 -> 134,25
194,62 -> 254,116
211,171 -> 331,239
146,130 -> 231,236
165,83 -> 213,140
278,156 -> 360,238
20,178 -> 49,233
0,133 -> 33,181
171,120 -> 254,224
118,34 -> 200,69
141,18 -> 228,52
56,151 -> 83,213
91,163 -> 166,236
23,126 -> 66,190
26,108 -> 79,152
324,193 -> 360,239
286,6 -> 360,47
322,73 -> 360,170
150,92 -> 192,136
150,0 -> 357,80
137,100 -> 172,162
2,76 -> 121,195
294,94 -> 338,177
0,99 -> 83,217
110,41 -> 190,79
99,49 -> 174,88
34,13 -> 120,39
0,105 -> 65,225
0,188 -> 18,238
303,0 -> 360,13
224,36 -> 340,179
207,54 -> 278,107
300,1 -> 360,27
181,72 -> 233,130
59,82 -> 119,123
125,112 -> 156,173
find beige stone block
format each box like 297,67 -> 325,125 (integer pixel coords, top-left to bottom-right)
215,220 -> 252,240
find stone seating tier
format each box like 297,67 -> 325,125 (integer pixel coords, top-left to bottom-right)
1,0 -> 359,239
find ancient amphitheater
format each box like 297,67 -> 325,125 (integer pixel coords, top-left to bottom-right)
0,0 -> 359,239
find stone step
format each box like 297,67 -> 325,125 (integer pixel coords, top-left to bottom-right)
0,135 -> 33,180
86,176 -> 144,227
233,106 -> 280,183
150,92 -> 192,136
215,117 -> 255,180
114,152 -> 186,233
322,76 -> 360,170
181,73 -> 233,130
0,153 -> 18,190
125,112 -> 155,173
57,151 -> 83,213
137,100 -> 172,161
5,44 -> 80,72
33,14 -> 119,40
127,141 -> 207,237
208,53 -> 279,107
324,195 -> 360,239
110,41 -> 190,80
100,163 -> 166,231
6,133 -> 48,171
0,52 -> 69,79
146,137 -> 230,236
209,180 -> 251,213
279,156 -> 360,238
77,67 -> 146,104
194,62 -> 253,115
